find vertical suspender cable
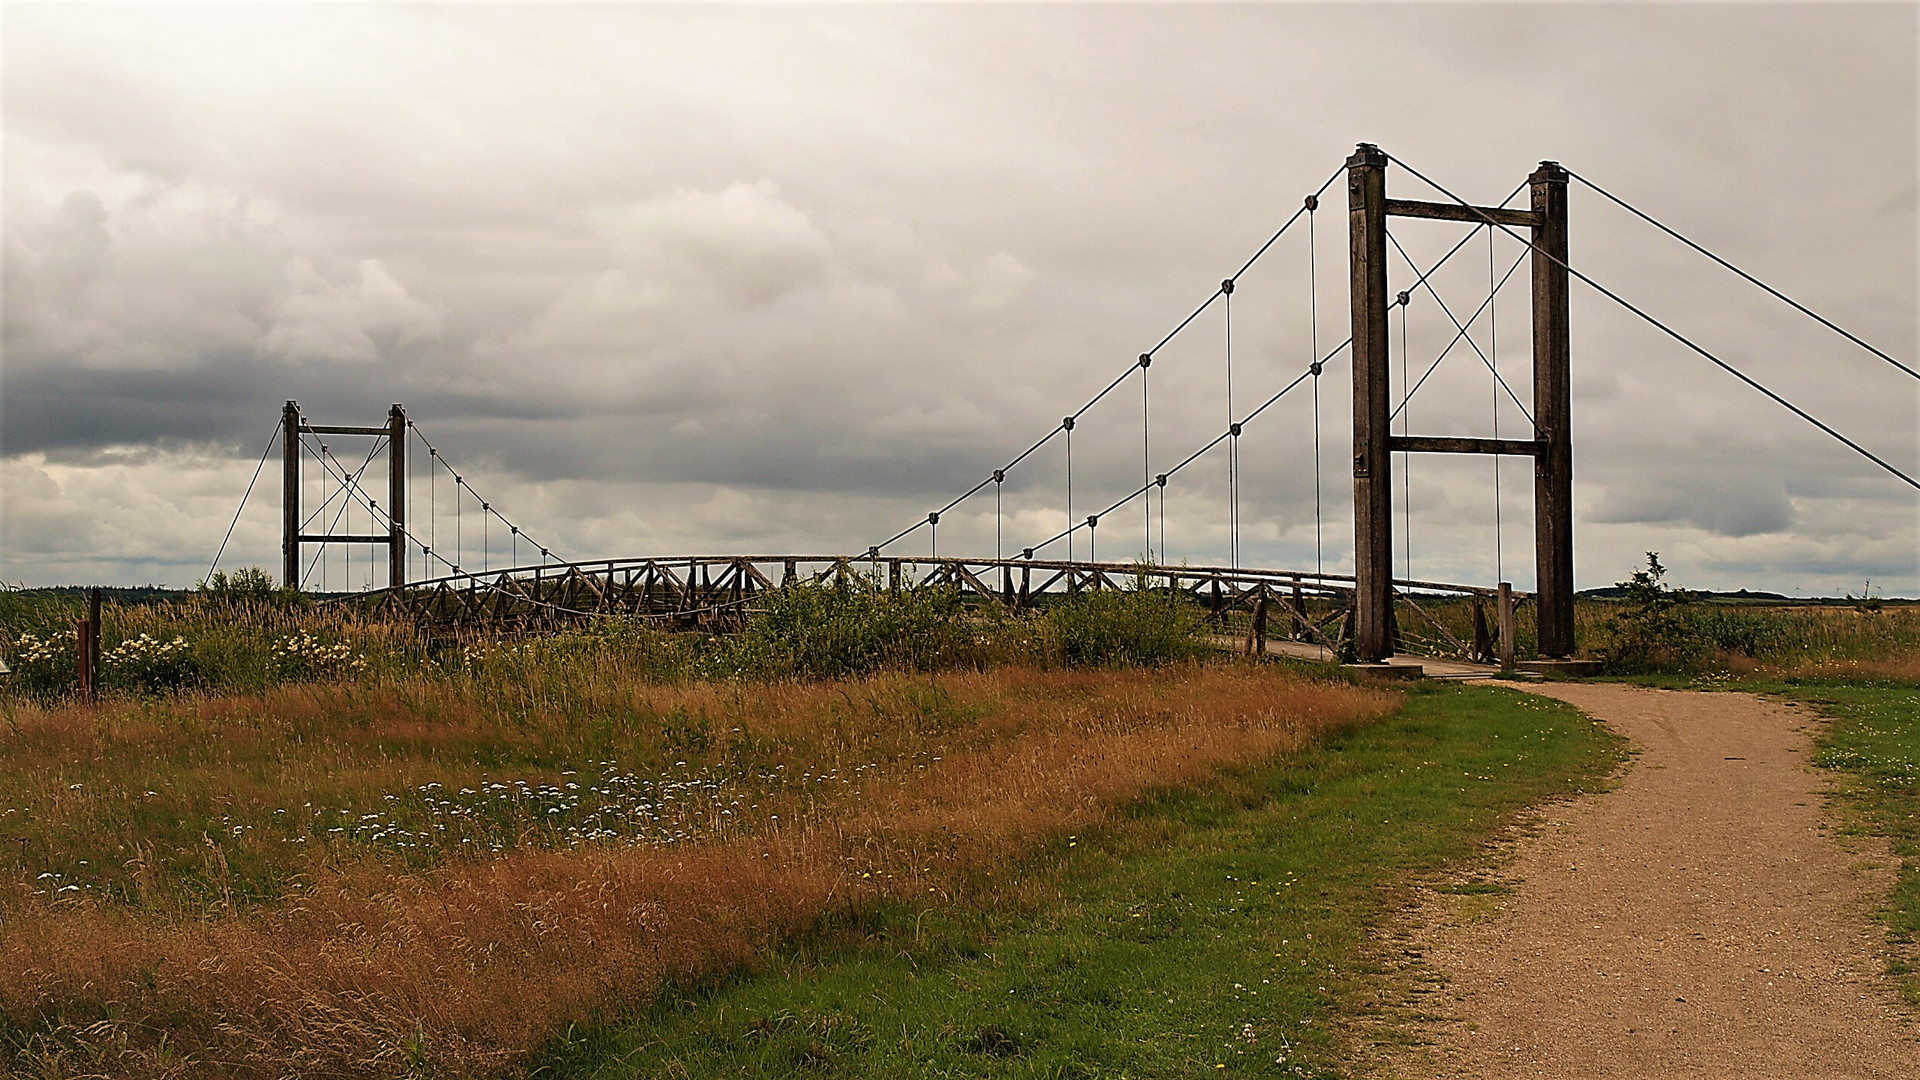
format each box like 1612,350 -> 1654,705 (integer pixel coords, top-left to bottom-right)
1142,357 -> 1151,562
995,474 -> 1003,561
1400,288 -> 1412,584
1064,418 -> 1074,561
1308,197 -> 1323,581
1223,278 -> 1238,568
1488,227 -> 1505,585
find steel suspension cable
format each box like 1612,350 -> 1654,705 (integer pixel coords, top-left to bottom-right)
1224,278 -> 1238,568
1386,151 -> 1920,492
409,421 -> 562,566
1400,291 -> 1412,583
1391,246 -> 1530,421
302,437 -> 382,588
874,165 -> 1346,554
1023,337 -> 1355,556
1488,227 -> 1505,585
204,423 -> 280,586
1567,169 -> 1919,382
1142,353 -> 1151,561
1387,229 -> 1534,423
1309,194 -> 1323,581
1065,418 -> 1074,560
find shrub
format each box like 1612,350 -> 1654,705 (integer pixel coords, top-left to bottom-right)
1592,553 -> 1705,675
101,633 -> 200,693
2,631 -> 74,695
270,629 -> 368,680
723,579 -> 976,679
1041,580 -> 1207,668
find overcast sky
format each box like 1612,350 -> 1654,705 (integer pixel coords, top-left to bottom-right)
4,2 -> 1916,596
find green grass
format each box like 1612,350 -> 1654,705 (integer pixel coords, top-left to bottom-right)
521,682 -> 1626,1079
1772,676 -> 1920,1005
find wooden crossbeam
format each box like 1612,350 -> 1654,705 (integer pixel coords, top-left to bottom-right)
1383,198 -> 1543,229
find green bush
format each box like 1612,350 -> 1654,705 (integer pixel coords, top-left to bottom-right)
1040,581 -> 1207,668
3,630 -> 75,695
721,579 -> 978,679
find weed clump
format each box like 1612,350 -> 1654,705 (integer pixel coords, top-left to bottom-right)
1039,582 -> 1208,668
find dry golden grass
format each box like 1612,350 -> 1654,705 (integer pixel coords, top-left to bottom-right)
0,663 -> 1392,1078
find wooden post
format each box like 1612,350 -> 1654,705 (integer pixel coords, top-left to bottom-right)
1497,581 -> 1517,671
76,587 -> 101,702
1471,596 -> 1492,663
1531,162 -> 1575,658
282,400 -> 301,590
1290,581 -> 1307,640
1347,143 -> 1393,662
1245,588 -> 1270,657
388,404 -> 407,590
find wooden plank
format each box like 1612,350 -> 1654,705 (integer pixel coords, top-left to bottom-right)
951,562 -> 999,602
740,560 -> 774,589
299,424 -> 392,437
1387,435 -> 1542,457
1384,198 -> 1543,229
297,533 -> 392,544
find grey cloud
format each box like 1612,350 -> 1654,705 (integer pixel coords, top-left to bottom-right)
3,3 -> 1915,593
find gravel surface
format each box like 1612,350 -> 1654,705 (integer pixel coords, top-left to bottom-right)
1382,682 -> 1918,1079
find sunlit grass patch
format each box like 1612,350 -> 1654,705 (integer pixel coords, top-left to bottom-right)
529,683 -> 1626,1080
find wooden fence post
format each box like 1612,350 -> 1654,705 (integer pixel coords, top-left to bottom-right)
75,587 -> 101,702
1245,588 -> 1270,657
1497,582 -> 1517,671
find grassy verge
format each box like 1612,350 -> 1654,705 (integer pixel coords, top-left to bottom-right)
1763,675 -> 1920,1005
524,681 -> 1626,1079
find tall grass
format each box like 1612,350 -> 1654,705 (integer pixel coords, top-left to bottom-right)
1,577 -> 1209,701
0,664 -> 1393,1077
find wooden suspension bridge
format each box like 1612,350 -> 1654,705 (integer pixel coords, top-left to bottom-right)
244,144 -> 1916,671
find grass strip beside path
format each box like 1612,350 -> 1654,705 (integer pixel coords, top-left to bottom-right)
1779,677 -> 1920,1005
530,682 -> 1625,1080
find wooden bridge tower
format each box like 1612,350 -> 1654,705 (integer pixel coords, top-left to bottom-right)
1347,144 -> 1574,662
283,401 -> 408,592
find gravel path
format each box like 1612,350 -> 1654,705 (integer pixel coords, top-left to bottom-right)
1383,682 -> 1918,1078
